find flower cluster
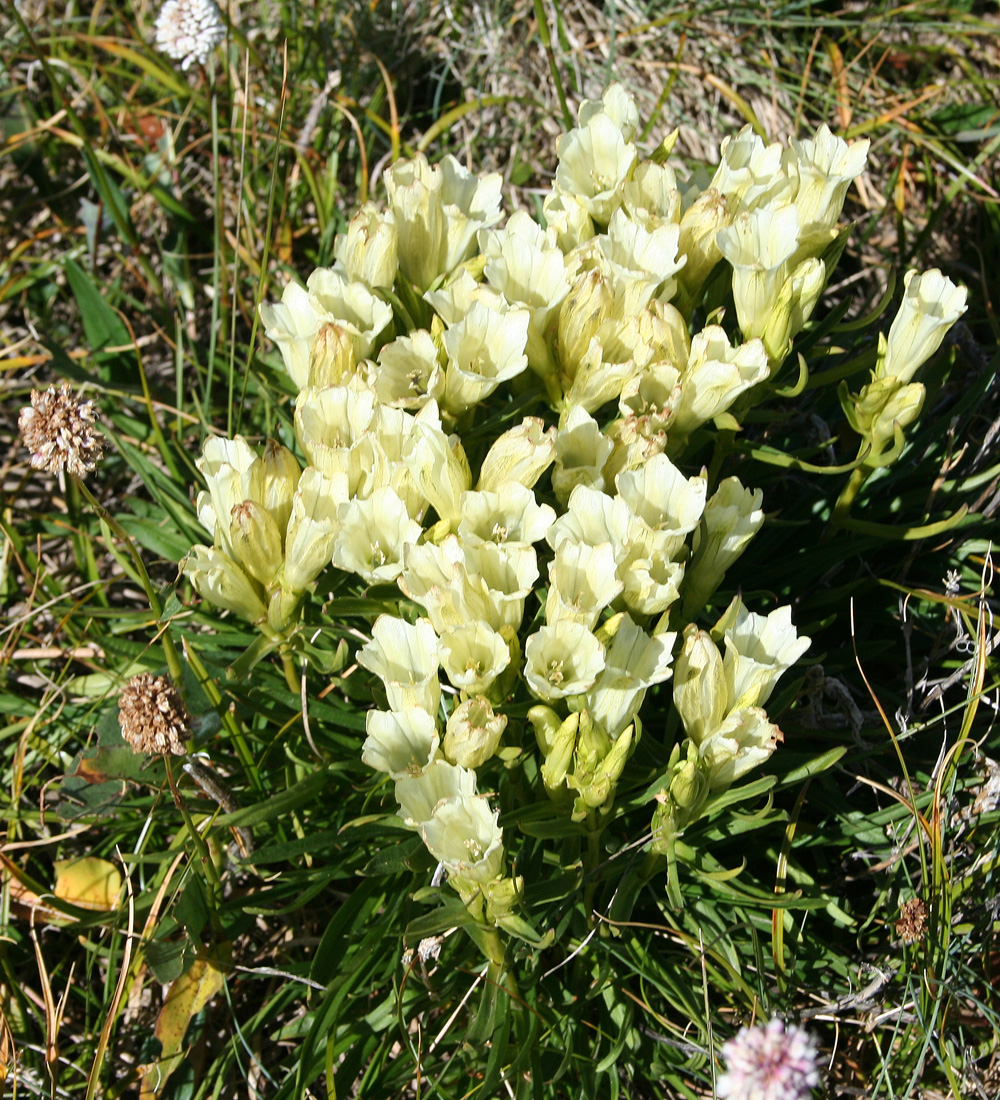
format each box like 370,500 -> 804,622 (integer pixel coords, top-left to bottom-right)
153,0 -> 225,71
717,1017 -> 821,1100
18,383 -> 104,478
179,82 -> 968,935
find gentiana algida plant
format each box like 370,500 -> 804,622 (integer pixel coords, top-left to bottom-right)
181,85 -> 967,971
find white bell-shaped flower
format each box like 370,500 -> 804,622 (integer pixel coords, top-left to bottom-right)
699,707 -> 783,790
587,614 -> 676,737
374,329 -> 446,410
481,211 -> 569,372
420,794 -> 505,883
402,402 -> 472,526
437,622 -> 511,695
621,160 -> 682,226
524,621 -> 606,701
671,327 -> 770,438
307,267 -> 394,361
880,269 -> 968,384
363,707 -> 440,778
710,126 -> 789,211
683,477 -> 764,615
555,111 -> 636,224
599,207 -> 686,308
546,484 -> 635,564
184,544 -> 267,624
476,417 -> 557,492
385,153 -> 503,291
457,483 -> 556,547
333,202 -> 398,290
616,453 -> 707,537
672,625 -> 729,747
357,615 -> 441,715
545,541 -> 622,630
281,468 -> 347,593
541,187 -> 595,252
784,124 -> 869,233
332,485 -> 422,584
553,405 -> 615,502
718,597 -> 811,710
717,202 -> 801,341
395,759 -> 477,827
441,299 -> 530,415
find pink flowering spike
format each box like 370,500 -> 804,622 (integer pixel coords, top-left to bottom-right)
717,1018 -> 820,1100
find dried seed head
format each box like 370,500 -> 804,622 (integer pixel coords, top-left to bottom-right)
18,383 -> 103,478
118,674 -> 189,756
895,896 -> 928,945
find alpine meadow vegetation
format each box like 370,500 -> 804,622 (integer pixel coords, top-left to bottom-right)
2,1 -> 1000,1098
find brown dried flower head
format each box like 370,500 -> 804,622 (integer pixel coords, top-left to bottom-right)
895,896 -> 928,945
18,383 -> 104,477
118,673 -> 189,756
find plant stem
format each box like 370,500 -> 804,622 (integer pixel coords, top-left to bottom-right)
74,477 -> 184,686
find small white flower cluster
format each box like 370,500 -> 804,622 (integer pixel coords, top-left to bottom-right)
153,0 -> 225,71
182,82 -> 968,927
718,1017 -> 821,1100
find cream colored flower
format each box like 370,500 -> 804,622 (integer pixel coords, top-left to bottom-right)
373,329 -> 446,410
587,614 -> 675,736
683,477 -> 764,614
420,794 -> 504,883
437,623 -> 511,695
476,417 -> 557,492
281,468 -> 346,594
710,127 -> 788,211
442,696 -> 507,769
457,483 -> 556,547
545,541 -> 622,630
553,405 -> 615,502
719,597 -> 811,710
294,383 -> 378,483
880,269 -> 968,384
356,616 -> 441,715
332,486 -> 422,584
599,207 -> 686,308
184,544 -> 267,624
672,625 -> 728,746
621,161 -> 682,226
618,541 -> 685,616
699,707 -> 783,789
717,202 -> 800,341
385,153 -> 503,291
671,328 -> 769,439
615,453 -> 707,537
541,187 -> 595,253
785,124 -> 869,232
395,760 -> 477,827
363,707 -> 440,778
524,621 -> 606,701
546,485 -> 635,564
555,111 -> 636,224
481,210 -> 569,373
441,299 -> 530,415
676,188 -> 728,296
333,202 -> 398,290
401,402 -> 472,526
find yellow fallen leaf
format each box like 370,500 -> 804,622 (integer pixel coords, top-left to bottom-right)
53,858 -> 122,911
141,948 -> 230,1099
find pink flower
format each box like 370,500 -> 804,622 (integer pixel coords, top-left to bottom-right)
718,1018 -> 820,1100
